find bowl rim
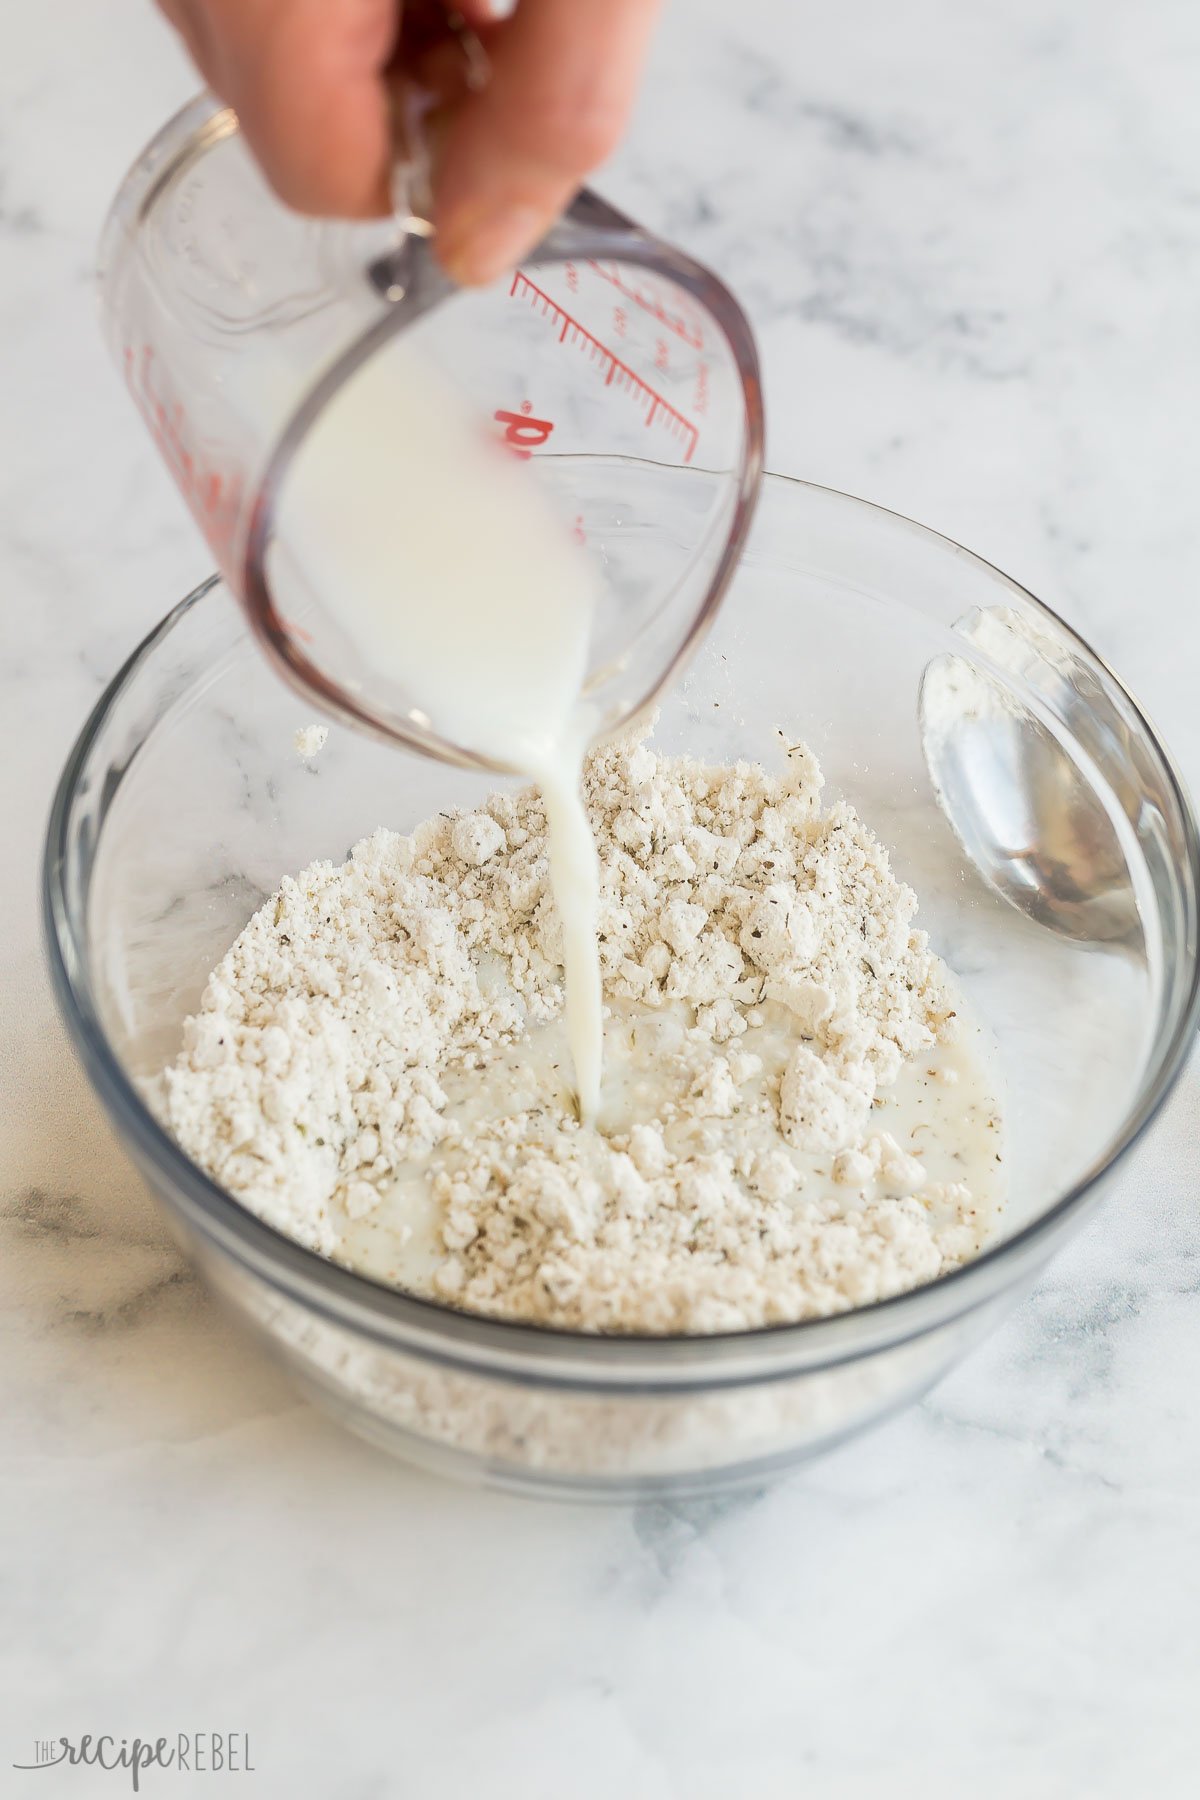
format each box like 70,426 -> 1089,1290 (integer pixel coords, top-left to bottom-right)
42,473 -> 1200,1383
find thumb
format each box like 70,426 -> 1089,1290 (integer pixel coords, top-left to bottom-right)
432,0 -> 662,285
163,0 -> 399,218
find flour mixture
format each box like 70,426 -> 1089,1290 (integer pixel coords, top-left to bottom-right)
158,727 -> 1003,1333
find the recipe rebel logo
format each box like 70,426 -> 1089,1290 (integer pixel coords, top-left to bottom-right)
12,1734 -> 255,1789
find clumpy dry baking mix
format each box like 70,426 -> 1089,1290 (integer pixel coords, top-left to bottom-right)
159,729 -> 1001,1333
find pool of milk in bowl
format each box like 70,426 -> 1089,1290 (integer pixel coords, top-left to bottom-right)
334,994 -> 1004,1301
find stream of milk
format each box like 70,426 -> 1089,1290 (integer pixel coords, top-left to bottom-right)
273,339 -> 605,1119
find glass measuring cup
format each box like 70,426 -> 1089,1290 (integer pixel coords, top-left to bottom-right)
98,92 -> 764,769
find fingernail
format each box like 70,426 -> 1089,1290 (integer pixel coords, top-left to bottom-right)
481,0 -> 518,19
440,202 -> 543,286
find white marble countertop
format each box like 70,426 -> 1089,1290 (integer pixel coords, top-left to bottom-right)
4,0 -> 1199,1791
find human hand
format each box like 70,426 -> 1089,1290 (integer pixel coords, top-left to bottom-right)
156,0 -> 661,284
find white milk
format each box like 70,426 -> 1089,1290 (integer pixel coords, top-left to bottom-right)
339,999 -> 1006,1293
273,340 -> 605,1120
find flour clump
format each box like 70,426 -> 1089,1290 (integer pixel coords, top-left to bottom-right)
293,723 -> 328,760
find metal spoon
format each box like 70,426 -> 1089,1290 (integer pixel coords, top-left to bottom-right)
918,612 -> 1142,947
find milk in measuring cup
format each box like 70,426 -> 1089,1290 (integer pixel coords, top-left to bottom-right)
274,341 -> 605,1121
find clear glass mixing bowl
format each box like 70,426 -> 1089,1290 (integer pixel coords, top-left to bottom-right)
44,475 -> 1200,1499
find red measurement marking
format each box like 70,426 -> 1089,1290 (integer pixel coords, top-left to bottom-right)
124,345 -> 243,570
587,261 -> 706,351
493,407 -> 555,460
510,272 -> 698,463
